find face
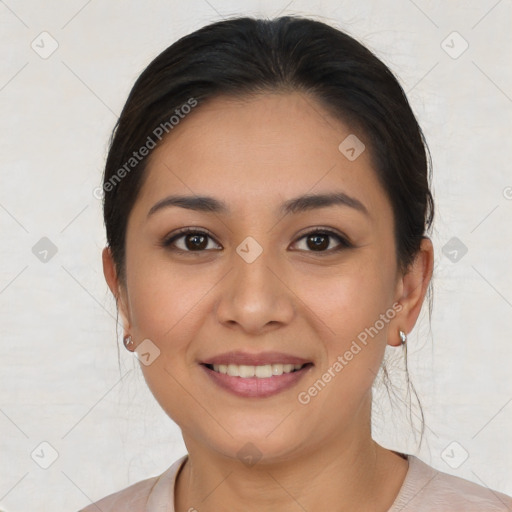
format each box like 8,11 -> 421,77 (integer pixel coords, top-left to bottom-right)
104,92 -> 426,463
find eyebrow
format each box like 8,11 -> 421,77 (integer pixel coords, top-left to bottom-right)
147,192 -> 369,218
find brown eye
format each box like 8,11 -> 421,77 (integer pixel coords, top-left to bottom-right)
162,229 -> 221,253
161,227 -> 352,255
307,233 -> 330,251
182,233 -> 208,251
293,229 -> 352,253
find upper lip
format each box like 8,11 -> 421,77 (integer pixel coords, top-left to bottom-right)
201,351 -> 312,366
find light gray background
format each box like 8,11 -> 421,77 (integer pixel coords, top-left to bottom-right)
1,1 -> 511,510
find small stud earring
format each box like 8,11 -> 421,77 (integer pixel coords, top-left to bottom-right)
399,330 -> 407,345
123,334 -> 135,352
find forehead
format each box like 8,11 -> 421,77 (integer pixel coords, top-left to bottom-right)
132,92 -> 392,224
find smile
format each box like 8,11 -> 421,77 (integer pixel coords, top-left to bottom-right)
205,363 -> 306,378
200,362 -> 313,398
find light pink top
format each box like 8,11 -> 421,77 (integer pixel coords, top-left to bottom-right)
79,453 -> 512,511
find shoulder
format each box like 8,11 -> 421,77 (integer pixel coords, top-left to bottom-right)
78,455 -> 188,512
78,475 -> 159,512
390,455 -> 512,512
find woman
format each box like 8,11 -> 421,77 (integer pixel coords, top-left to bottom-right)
81,15 -> 512,511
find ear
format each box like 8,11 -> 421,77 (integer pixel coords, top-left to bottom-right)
102,246 -> 131,331
388,237 -> 434,347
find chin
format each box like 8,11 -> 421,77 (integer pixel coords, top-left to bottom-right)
189,419 -> 308,466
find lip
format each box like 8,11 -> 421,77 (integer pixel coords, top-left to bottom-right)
201,351 -> 312,366
200,362 -> 313,398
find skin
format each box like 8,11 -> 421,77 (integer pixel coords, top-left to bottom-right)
103,92 -> 434,512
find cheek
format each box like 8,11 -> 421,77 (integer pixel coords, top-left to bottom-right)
125,256 -> 217,400
125,252 -> 212,341
296,278 -> 391,419
296,255 -> 394,392
298,254 -> 394,339
126,260 -> 207,423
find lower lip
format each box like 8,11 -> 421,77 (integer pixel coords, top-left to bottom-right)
200,364 -> 313,398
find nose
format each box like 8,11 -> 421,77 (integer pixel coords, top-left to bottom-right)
215,244 -> 295,335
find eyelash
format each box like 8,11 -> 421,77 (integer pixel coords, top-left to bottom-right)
160,227 -> 353,255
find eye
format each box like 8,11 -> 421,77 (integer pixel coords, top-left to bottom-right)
161,228 -> 221,253
160,227 -> 352,254
292,229 -> 352,253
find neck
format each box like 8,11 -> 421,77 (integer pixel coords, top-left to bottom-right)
175,423 -> 408,512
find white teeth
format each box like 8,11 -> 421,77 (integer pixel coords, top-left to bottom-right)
272,364 -> 284,375
255,365 -> 271,378
211,363 -> 304,378
239,365 -> 255,378
227,364 -> 239,376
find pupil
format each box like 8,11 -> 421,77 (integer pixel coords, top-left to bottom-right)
187,234 -> 207,250
309,234 -> 328,251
